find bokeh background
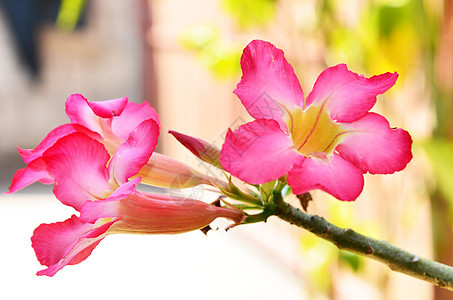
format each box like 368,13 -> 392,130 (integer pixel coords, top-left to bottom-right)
0,0 -> 452,299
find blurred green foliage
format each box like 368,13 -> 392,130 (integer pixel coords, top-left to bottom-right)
179,0 -> 278,80
320,0 -> 439,78
221,0 -> 277,29
299,233 -> 337,292
179,24 -> 241,79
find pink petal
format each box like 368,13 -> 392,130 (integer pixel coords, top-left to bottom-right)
32,215 -> 118,277
86,97 -> 128,118
110,177 -> 141,198
80,198 -> 121,224
80,178 -> 140,223
18,124 -> 101,164
288,154 -> 364,201
234,40 -> 304,130
306,64 -> 398,122
6,158 -> 53,193
336,113 -> 413,174
108,119 -> 159,185
7,124 -> 101,194
43,132 -> 112,210
111,101 -> 160,140
220,119 -> 302,184
65,94 -> 128,135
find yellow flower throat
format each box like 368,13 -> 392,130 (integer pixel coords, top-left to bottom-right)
289,105 -> 346,157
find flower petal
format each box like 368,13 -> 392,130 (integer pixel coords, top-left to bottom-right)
336,113 -> 413,174
110,177 -> 141,198
288,154 -> 364,201
220,119 -> 301,184
32,215 -> 118,277
86,97 -> 128,118
43,132 -> 112,210
7,124 -> 102,193
80,198 -> 121,224
6,158 -> 53,193
111,101 -> 160,140
65,94 -> 128,135
234,40 -> 304,130
80,178 -> 140,223
18,124 -> 101,164
108,119 -> 159,185
306,64 -> 398,122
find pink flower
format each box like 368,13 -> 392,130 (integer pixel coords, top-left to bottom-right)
32,129 -> 243,276
7,94 -> 208,193
220,40 -> 413,201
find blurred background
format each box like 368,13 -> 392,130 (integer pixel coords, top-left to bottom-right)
0,0 -> 452,299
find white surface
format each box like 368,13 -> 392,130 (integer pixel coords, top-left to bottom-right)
0,191 -> 306,300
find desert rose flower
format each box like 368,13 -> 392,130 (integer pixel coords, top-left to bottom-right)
220,40 -> 412,201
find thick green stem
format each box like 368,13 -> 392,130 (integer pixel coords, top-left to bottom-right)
273,198 -> 453,291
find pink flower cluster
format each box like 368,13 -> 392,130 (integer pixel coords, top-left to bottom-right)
8,94 -> 243,276
7,40 -> 413,277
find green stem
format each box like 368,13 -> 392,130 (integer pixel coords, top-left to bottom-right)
272,197 -> 453,291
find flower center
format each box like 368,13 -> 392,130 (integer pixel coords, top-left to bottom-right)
289,105 -> 346,157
